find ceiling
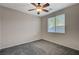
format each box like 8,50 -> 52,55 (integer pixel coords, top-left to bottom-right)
0,3 -> 75,17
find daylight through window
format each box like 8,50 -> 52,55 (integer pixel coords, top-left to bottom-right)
48,14 -> 65,33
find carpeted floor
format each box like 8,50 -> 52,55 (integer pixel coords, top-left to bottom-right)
0,39 -> 79,55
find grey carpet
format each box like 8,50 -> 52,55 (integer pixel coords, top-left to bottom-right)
0,39 -> 79,55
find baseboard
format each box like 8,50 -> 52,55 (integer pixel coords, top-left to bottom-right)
42,39 -> 79,51
1,39 -> 79,52
0,39 -> 41,50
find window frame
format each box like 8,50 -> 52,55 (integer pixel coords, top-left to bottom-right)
47,13 -> 65,34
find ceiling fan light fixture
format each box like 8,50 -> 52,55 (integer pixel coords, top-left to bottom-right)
36,8 -> 42,12
29,3 -> 50,15
36,7 -> 43,12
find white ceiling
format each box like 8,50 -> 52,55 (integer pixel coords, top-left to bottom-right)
0,3 -> 75,17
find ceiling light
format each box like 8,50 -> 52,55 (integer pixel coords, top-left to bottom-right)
36,7 -> 43,12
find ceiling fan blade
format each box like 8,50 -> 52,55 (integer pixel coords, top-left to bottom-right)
31,3 -> 37,7
37,12 -> 40,14
43,3 -> 49,8
43,9 -> 49,12
28,9 -> 35,11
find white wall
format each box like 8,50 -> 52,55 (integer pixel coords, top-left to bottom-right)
0,6 -> 41,49
41,4 -> 79,50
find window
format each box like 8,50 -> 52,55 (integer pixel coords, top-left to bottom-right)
48,14 -> 65,33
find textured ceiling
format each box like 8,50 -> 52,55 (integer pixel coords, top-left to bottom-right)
0,3 -> 75,17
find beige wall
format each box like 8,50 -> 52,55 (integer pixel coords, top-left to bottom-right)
0,7 -> 2,49
0,6 -> 41,49
41,4 -> 79,50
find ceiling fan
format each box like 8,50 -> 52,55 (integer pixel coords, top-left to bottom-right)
28,3 -> 50,14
